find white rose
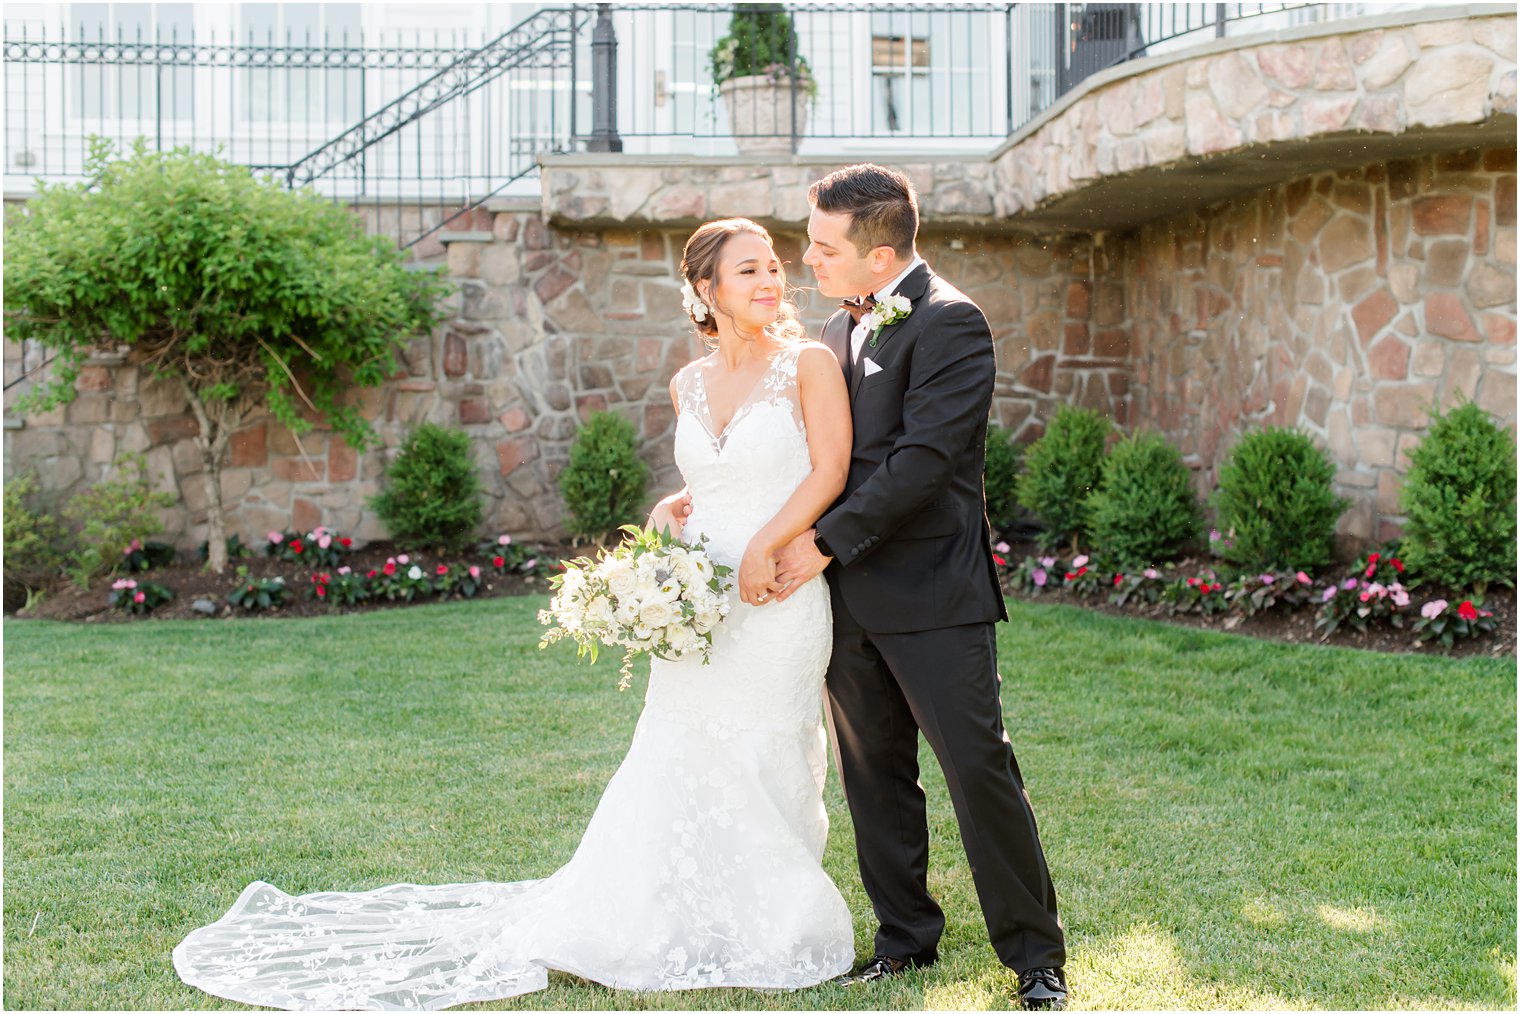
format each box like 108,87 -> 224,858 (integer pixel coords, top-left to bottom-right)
408,565 -> 423,580
613,602 -> 640,627
603,559 -> 637,598
640,600 -> 676,629
665,623 -> 699,654
694,608 -> 722,632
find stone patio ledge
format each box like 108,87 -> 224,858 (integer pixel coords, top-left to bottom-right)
541,7 -> 1516,235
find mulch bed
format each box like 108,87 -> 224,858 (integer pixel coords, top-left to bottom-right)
14,539 -> 1515,659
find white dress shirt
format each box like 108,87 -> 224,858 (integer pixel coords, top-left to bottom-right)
851,254 -> 926,365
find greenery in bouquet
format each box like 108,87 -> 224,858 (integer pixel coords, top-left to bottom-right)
539,525 -> 734,690
108,577 -> 173,615
708,4 -> 818,100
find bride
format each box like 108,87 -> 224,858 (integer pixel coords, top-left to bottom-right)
172,217 -> 857,1010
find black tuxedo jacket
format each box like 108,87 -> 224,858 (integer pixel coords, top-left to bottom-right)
814,263 -> 1008,634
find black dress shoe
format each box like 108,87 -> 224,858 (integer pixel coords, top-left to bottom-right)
1016,966 -> 1068,1010
836,954 -> 916,985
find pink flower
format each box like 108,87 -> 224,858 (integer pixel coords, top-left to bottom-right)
1296,571 -> 1310,584
1143,568 -> 1159,580
469,565 -> 480,579
525,558 -> 539,569
398,554 -> 410,565
1209,529 -> 1221,543
498,534 -> 513,546
338,567 -> 352,576
1187,577 -> 1201,587
133,591 -> 146,604
1341,578 -> 1358,591
1033,568 -> 1048,587
1367,582 -> 1385,596
1039,556 -> 1055,568
1260,574 -> 1275,585
1322,586 -> 1337,603
313,526 -> 329,539
318,535 -> 332,550
995,541 -> 1011,554
112,578 -> 131,590
1073,555 -> 1089,569
268,531 -> 284,544
1359,592 -> 1371,603
1392,587 -> 1410,608
1421,599 -> 1447,620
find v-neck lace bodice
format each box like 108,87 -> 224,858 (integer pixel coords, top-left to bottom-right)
672,343 -> 812,566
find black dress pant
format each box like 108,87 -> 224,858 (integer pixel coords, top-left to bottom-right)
825,606 -> 1065,972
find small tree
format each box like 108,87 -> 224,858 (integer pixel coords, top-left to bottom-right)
983,423 -> 1023,535
1015,405 -> 1111,551
1212,427 -> 1348,573
4,140 -> 449,572
369,423 -> 484,555
560,411 -> 651,545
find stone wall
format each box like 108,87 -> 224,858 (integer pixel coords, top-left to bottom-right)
3,7 -> 1514,550
1122,148 -> 1516,542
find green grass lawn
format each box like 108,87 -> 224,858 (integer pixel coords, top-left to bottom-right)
4,598 -> 1514,1010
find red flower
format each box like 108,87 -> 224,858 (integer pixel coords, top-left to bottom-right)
340,537 -> 352,548
367,569 -> 378,579
383,562 -> 396,576
1187,577 -> 1200,587
1199,583 -> 1213,594
1365,565 -> 1376,578
492,555 -> 505,568
1075,566 -> 1088,578
1367,552 -> 1380,565
1064,571 -> 1075,581
1391,558 -> 1404,574
992,554 -> 1007,567
315,586 -> 327,598
436,564 -> 449,576
1113,574 -> 1124,586
291,539 -> 304,554
1458,600 -> 1478,621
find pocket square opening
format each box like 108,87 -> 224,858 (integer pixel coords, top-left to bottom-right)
862,359 -> 884,376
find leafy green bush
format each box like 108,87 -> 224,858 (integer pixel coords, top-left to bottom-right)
984,424 -> 1023,534
61,453 -> 175,588
1088,432 -> 1201,567
1211,427 -> 1347,573
1015,406 -> 1111,551
369,423 -> 484,554
5,139 -> 447,572
1399,400 -> 1516,593
3,472 -> 65,610
560,411 -> 651,544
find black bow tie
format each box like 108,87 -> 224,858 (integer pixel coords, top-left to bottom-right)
840,294 -> 877,325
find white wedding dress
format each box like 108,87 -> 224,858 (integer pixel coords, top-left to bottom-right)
173,341 -> 854,1010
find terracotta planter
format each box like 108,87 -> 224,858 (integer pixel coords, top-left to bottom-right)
718,74 -> 809,155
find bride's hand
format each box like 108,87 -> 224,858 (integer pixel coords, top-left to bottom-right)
647,488 -> 692,537
738,540 -> 779,606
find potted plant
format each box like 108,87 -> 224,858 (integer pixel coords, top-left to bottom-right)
709,4 -> 817,155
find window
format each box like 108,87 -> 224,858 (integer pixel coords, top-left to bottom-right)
238,4 -> 363,125
71,3 -> 195,122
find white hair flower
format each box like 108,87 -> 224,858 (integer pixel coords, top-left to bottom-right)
680,280 -> 709,322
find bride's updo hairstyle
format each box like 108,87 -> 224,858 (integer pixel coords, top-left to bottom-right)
679,218 -> 804,347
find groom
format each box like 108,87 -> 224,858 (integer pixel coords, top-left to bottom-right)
770,163 -> 1068,1010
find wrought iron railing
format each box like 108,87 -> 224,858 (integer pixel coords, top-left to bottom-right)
3,2 -> 1423,251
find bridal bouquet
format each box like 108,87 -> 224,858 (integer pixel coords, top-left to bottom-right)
538,525 -> 734,689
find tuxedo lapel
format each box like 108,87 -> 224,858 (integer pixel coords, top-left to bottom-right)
850,262 -> 933,402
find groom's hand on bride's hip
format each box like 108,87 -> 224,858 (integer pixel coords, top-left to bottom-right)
772,529 -> 831,603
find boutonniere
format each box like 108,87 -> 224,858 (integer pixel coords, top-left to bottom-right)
862,294 -> 912,347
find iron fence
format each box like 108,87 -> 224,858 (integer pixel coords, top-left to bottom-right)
3,3 -> 1418,243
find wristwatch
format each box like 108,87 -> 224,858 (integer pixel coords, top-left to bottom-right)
812,529 -> 834,560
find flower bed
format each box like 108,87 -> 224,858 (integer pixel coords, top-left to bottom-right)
994,539 -> 1514,658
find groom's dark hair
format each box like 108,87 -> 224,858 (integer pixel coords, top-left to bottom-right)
808,163 -> 918,259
